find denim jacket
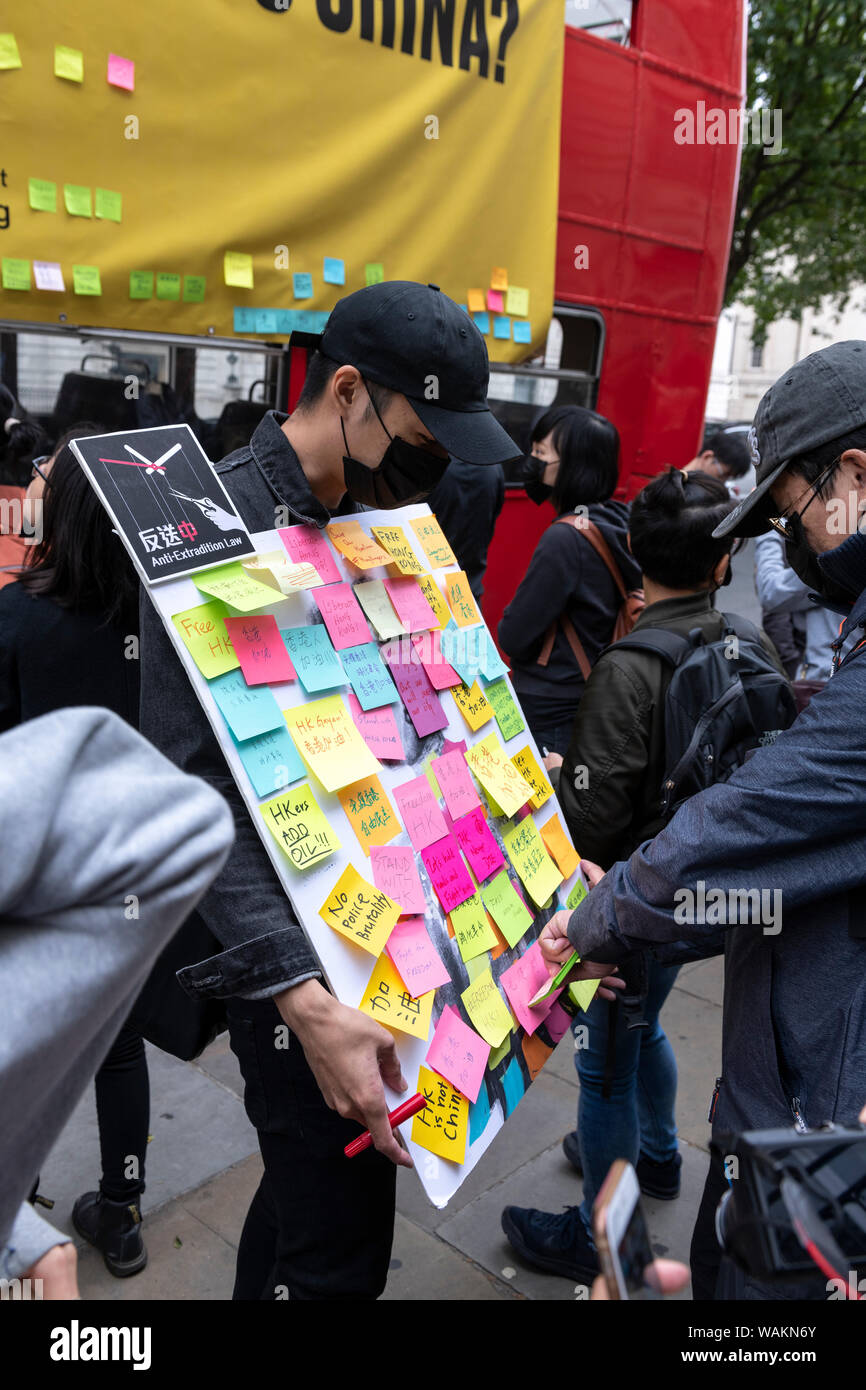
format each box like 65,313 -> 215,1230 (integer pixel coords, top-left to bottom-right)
139,411 -> 363,1000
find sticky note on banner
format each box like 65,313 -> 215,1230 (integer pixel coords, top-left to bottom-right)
340,642 -> 398,711
34,261 -> 64,292
411,630 -> 461,691
359,952 -> 434,1039
487,289 -> 504,313
279,523 -> 342,585
472,312 -> 490,335
444,572 -> 482,628
511,746 -> 553,810
410,515 -> 457,570
481,868 -> 534,949
347,693 -> 404,761
469,1084 -> 491,1144
351,580 -> 403,640
426,1006 -> 490,1103
382,643 -> 448,737
292,273 -> 313,299
64,184 -> 92,217
484,677 -> 525,742
365,262 -> 384,285
193,561 -> 277,612
72,265 -> 101,296
432,750 -> 480,820
465,736 -> 533,817
450,892 -> 498,962
370,845 -> 426,916
280,625 -> 345,693
386,917 -> 450,995
107,53 -> 135,91
285,693 -> 381,791
370,525 -> 424,574
323,256 -> 345,285
503,817 -> 564,908
129,271 -> 153,300
513,321 -> 532,345
421,835 -> 476,914
224,251 -> 254,288
383,577 -> 437,633
480,631 -> 508,682
234,725 -> 305,798
209,668 -> 285,742
327,520 -> 390,570
500,941 -> 563,1036
183,275 -> 206,303
242,552 -> 321,595
490,266 -> 508,291
320,863 -> 400,956
95,188 -> 122,223
55,45 -> 84,82
2,258 -> 30,291
505,285 -> 529,317
223,613 -> 296,686
314,582 -> 372,649
392,774 -> 449,852
466,288 -> 485,314
416,574 -> 452,629
28,178 -> 57,212
412,1064 -> 468,1165
502,1056 -> 526,1115
156,272 -> 181,301
493,316 -> 511,341
540,813 -> 580,880
441,620 -> 485,687
452,805 -> 505,883
0,34 -> 22,69
450,679 -> 493,732
173,600 -> 239,679
461,968 -> 514,1048
338,774 -> 400,855
567,877 -> 588,910
261,782 -> 340,870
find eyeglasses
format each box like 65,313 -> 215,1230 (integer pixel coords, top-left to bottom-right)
30,456 -> 50,483
767,458 -> 840,539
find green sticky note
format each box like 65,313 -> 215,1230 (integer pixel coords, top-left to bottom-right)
0,34 -> 22,70
505,285 -> 529,317
484,677 -> 525,742
94,187 -> 122,222
55,45 -> 84,82
28,178 -> 57,212
129,270 -> 153,299
2,257 -> 31,291
529,951 -> 580,1007
64,183 -> 92,217
569,978 -> 600,1013
183,274 -> 206,302
156,272 -> 181,301
480,868 -> 534,950
566,878 -> 588,910
487,1033 -> 512,1071
72,264 -> 101,296
365,262 -> 384,285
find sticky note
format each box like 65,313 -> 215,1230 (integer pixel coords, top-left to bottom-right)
461,968 -> 514,1048
392,774 -> 448,852
2,258 -> 30,291
370,845 -> 426,916
55,45 -> 83,82
411,630 -> 461,691
450,892 -> 498,962
444,571 -> 482,627
339,642 -> 398,711
365,262 -> 384,285
280,625 -> 345,693
338,774 -> 400,854
72,265 -> 101,296
64,184 -> 92,217
234,724 -> 305,798
383,577 -> 437,633
487,1034 -> 512,1071
513,321 -> 532,345
502,1056 -> 526,1115
313,582 -> 371,649
423,753 -> 442,801
223,613 -> 295,686
469,1083 -> 491,1144
481,869 -> 534,949
279,523 -> 342,585
490,266 -> 508,290
450,679 -> 493,732
472,312 -> 490,335
412,1064 -> 468,1165
441,620 -> 485,687
243,551 -> 321,596
353,579 -> 406,640
107,53 -> 135,91
500,941 -> 563,1036
479,631 -> 508,682
183,274 -> 206,303
567,877 -> 588,910
381,644 -> 448,737
224,251 -> 254,288
540,813 -> 580,879
323,256 -> 345,285
432,750 -> 480,820
95,188 -> 122,223
503,817 -> 564,908
487,289 -> 504,313
33,261 -> 64,292
348,693 -> 404,760
504,285 -> 528,317
493,315 -> 511,341
465,736 -> 532,817
570,978 -> 600,1013
292,272 -> 313,299
327,519 -> 390,570
129,271 -> 153,299
359,952 -> 434,1039
415,573 -> 452,628
209,668 -> 284,741
156,271 -> 181,301
0,34 -> 22,69
427,1006 -> 489,1103
370,525 -> 424,574
285,692 -> 380,791
452,805 -> 505,883
484,677 -> 525,742
319,863 -> 399,956
194,561 -> 277,612
467,289 -> 485,314
421,835 -> 475,914
410,515 -> 458,570
511,746 -> 553,810
386,916 -> 450,995
28,178 -> 57,212
544,1001 -> 573,1045
443,737 -> 468,757
173,600 -> 238,678
261,782 -> 340,870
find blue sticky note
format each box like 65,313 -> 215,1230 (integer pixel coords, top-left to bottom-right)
323,257 -> 345,286
501,1056 -> 525,1117
493,315 -> 511,341
234,725 -> 306,798
293,272 -> 313,300
210,669 -> 285,742
468,1084 -> 491,1146
459,303 -> 469,313
339,642 -> 399,711
233,307 -> 258,333
281,623 -> 346,693
255,309 -> 278,334
441,619 -> 485,687
513,320 -> 532,344
480,630 -> 508,682
472,312 -> 490,335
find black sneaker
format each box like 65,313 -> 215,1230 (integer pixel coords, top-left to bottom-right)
562,1132 -> 582,1175
501,1203 -> 600,1282
636,1151 -> 682,1201
72,1190 -> 147,1277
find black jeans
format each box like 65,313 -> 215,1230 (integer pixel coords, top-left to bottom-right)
227,997 -> 396,1301
94,1022 -> 150,1202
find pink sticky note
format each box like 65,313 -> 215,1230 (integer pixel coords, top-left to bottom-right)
384,577 -> 438,633
432,750 -> 481,820
411,630 -> 462,690
386,917 -> 451,996
393,774 -> 449,852
545,1001 -> 571,1045
370,845 -> 426,915
427,1005 -> 490,1103
347,692 -> 404,760
279,524 -> 341,585
443,738 -> 468,757
223,614 -> 296,686
314,581 -> 372,650
452,805 -> 506,883
500,941 -> 563,1036
421,834 -> 476,913
487,289 -> 504,313
382,646 -> 448,737
107,53 -> 135,91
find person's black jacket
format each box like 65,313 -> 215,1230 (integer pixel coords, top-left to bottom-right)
427,459 -> 505,601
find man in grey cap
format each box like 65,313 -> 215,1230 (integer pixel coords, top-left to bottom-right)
522,341 -> 866,1300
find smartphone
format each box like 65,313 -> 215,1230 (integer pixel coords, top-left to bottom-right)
593,1160 -> 659,1300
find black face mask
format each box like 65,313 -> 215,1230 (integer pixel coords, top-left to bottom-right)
341,384 -> 450,508
523,453 -> 553,506
784,512 -> 854,605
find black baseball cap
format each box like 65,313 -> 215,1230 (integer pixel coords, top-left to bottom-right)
302,281 -> 521,466
713,340 -> 866,538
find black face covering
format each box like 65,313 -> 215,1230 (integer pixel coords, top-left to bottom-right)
523,453 -> 553,506
784,512 -> 854,605
341,384 -> 450,508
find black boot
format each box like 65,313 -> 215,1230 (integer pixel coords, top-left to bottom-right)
72,1190 -> 147,1277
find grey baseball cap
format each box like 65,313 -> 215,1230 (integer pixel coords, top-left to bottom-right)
713,340 -> 866,538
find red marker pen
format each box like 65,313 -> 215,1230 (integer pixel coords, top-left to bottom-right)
344,1093 -> 427,1158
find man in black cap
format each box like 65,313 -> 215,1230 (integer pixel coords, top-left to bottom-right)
137,283 -> 519,1301
521,341 -> 866,1300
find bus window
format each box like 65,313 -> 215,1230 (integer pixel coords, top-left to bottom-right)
565,0 -> 634,45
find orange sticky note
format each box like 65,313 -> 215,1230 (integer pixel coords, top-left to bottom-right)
319,863 -> 400,956
490,266 -> 508,291
445,571 -> 482,627
359,953 -> 434,1039
467,288 -> 486,314
450,680 -> 493,732
338,775 -> 401,855
327,519 -> 391,570
540,813 -> 580,879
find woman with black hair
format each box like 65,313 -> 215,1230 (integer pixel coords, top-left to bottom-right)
498,404 -> 641,754
0,384 -> 51,589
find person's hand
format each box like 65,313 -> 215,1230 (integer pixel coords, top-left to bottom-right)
538,909 -> 623,1001
580,857 -> 605,889
543,751 -> 563,772
591,1258 -> 690,1300
24,1241 -> 79,1299
860,1101 -> 866,1124
275,980 -> 412,1168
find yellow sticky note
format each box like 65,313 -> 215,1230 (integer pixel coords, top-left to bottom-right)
466,289 -> 486,314
193,561 -> 278,612
488,1033 -> 513,1070
461,967 -> 514,1048
445,571 -> 482,627
242,552 -> 322,594
410,515 -> 457,570
359,953 -> 434,1039
0,34 -> 22,70
354,579 -> 407,639
72,265 -> 101,296
338,774 -> 400,855
326,519 -> 391,570
490,266 -> 508,291
260,782 -> 340,871
64,183 -> 92,217
511,746 -> 553,810
466,736 -> 533,817
370,525 -> 425,575
55,45 -> 83,82
412,1064 -> 468,1165
172,600 -> 239,679
450,680 -> 493,732
416,574 -> 451,629
450,892 -> 498,962
423,754 -> 442,800
28,178 -> 57,212
505,285 -> 529,317
224,251 -> 254,288
503,816 -> 564,908
570,979 -> 601,1012
285,693 -> 381,792
319,863 -> 399,956
540,813 -> 580,879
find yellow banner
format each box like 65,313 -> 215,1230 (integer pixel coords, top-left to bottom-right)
0,2 -> 563,358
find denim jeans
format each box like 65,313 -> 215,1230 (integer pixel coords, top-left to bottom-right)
574,959 -> 681,1226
